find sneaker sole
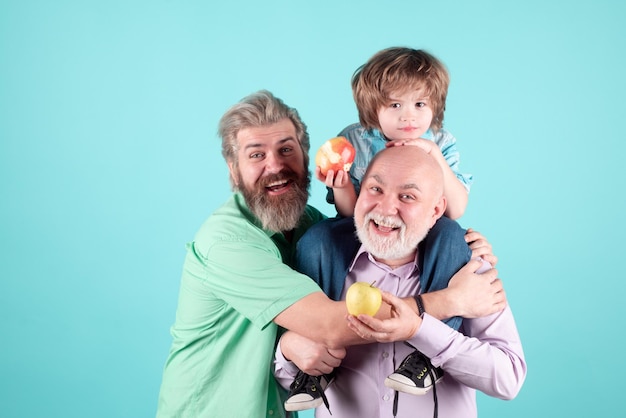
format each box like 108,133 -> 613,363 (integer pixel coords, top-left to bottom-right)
284,398 -> 323,411
384,375 -> 443,396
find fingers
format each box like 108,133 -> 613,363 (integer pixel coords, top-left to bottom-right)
465,228 -> 498,266
315,166 -> 351,188
480,253 -> 499,267
328,347 -> 347,361
458,257 -> 484,274
385,138 -> 430,148
297,346 -> 345,375
346,292 -> 421,343
380,290 -> 405,309
464,227 -> 480,243
333,169 -> 351,187
323,169 -> 336,187
314,166 -> 328,183
305,363 -> 335,376
464,228 -> 489,247
385,139 -> 403,147
497,287 -> 508,306
467,237 -> 492,253
346,315 -> 378,341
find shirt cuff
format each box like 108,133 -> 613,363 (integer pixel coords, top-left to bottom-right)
275,339 -> 301,376
408,313 -> 460,366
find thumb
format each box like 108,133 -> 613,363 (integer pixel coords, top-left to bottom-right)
460,257 -> 483,273
381,291 -> 409,312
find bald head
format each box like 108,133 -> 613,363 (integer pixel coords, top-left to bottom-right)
354,146 -> 447,266
363,146 -> 444,201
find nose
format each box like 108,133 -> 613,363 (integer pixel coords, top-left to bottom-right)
400,106 -> 416,122
264,151 -> 285,174
377,193 -> 399,216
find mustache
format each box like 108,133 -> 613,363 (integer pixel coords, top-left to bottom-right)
258,169 -> 298,188
364,213 -> 405,230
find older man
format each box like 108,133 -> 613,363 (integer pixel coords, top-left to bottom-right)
275,146 -> 526,418
156,91 -> 506,418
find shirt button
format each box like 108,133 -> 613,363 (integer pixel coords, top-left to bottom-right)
382,352 -> 389,358
383,394 -> 390,401
268,410 -> 274,415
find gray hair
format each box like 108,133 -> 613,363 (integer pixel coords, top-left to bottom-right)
218,90 -> 310,169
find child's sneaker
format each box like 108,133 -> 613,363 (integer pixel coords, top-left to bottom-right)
384,349 -> 444,395
284,370 -> 334,412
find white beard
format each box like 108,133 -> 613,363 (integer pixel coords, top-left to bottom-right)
355,212 -> 428,261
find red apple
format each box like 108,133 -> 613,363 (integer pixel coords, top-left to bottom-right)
315,136 -> 356,176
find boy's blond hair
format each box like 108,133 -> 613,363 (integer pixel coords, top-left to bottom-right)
352,47 -> 450,132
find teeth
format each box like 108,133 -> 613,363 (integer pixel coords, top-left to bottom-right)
375,221 -> 399,229
267,180 -> 287,187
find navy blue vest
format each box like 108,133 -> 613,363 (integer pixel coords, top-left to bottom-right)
295,216 -> 471,329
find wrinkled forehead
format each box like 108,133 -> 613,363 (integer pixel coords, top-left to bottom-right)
235,119 -> 298,149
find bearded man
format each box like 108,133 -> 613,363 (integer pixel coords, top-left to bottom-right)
156,91 -> 507,418
275,146 -> 526,418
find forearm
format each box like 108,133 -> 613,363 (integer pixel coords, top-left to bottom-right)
412,308 -> 526,400
442,167 -> 468,219
419,288 -> 459,320
275,293 -> 418,349
274,292 -> 362,349
333,187 -> 357,217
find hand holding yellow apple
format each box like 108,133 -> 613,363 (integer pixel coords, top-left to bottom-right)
345,281 -> 382,316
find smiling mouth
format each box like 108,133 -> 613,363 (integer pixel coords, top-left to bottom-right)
372,220 -> 400,233
265,179 -> 291,192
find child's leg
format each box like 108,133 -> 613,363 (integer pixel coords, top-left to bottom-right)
295,216 -> 360,301
418,215 -> 472,331
286,217 -> 357,412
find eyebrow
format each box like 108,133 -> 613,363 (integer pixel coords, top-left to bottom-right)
369,174 -> 421,192
243,136 -> 296,152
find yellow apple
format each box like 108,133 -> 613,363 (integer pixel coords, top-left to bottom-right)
345,281 -> 382,316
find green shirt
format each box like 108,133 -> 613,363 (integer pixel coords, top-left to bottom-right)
156,193 -> 326,418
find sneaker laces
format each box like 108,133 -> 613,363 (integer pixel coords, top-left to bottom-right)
392,342 -> 439,418
288,371 -> 332,414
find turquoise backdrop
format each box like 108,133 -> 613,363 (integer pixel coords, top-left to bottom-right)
1,1 -> 624,417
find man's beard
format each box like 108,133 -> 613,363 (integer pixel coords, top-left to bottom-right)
355,212 -> 428,261
238,168 -> 310,232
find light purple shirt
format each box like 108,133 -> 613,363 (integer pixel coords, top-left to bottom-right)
274,246 -> 526,418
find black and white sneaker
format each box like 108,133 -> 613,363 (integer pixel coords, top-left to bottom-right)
384,348 -> 444,395
284,370 -> 334,412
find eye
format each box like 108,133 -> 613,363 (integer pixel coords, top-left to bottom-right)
250,151 -> 265,159
400,193 -> 416,201
416,102 -> 426,108
280,146 -> 295,155
390,102 -> 401,109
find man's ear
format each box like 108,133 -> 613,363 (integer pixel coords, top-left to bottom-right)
429,196 -> 447,227
227,161 -> 239,187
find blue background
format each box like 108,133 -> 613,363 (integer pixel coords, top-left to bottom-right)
1,1 -> 624,417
